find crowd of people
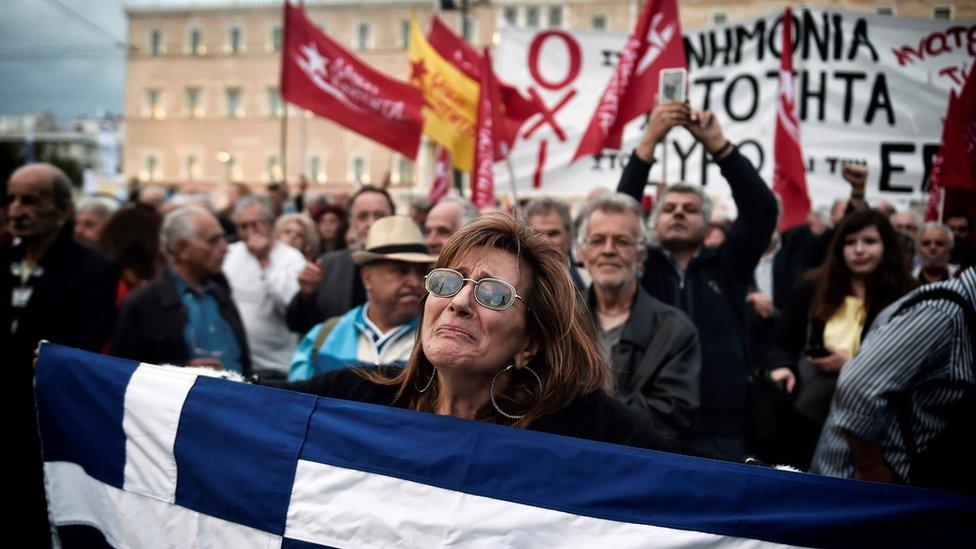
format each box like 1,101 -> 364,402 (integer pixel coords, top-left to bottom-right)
5,104 -> 975,544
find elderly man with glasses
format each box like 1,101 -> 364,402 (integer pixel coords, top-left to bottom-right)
578,193 -> 701,438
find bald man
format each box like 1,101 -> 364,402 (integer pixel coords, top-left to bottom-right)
2,163 -> 117,545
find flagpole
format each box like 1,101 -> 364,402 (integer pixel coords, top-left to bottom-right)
502,143 -> 519,207
280,102 -> 289,184
300,108 -> 308,180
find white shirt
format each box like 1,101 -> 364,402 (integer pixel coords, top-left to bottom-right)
222,241 -> 306,374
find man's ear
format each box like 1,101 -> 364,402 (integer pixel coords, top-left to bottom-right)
360,264 -> 374,293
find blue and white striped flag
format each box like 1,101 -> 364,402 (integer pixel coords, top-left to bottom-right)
36,344 -> 975,548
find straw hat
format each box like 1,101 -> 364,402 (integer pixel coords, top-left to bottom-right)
351,215 -> 437,265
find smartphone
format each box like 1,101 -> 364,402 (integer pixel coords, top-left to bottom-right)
806,345 -> 830,359
659,68 -> 687,104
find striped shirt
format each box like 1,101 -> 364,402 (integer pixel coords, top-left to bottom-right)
811,268 -> 975,481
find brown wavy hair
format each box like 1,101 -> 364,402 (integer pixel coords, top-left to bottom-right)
809,208 -> 916,321
365,212 -> 610,427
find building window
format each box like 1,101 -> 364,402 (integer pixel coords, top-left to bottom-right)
393,156 -> 414,185
356,22 -> 373,50
188,28 -> 204,55
710,10 -> 730,26
149,29 -> 163,55
462,16 -> 477,42
145,88 -> 164,119
525,6 -> 540,28
271,25 -> 283,52
219,152 -> 243,182
875,5 -> 895,15
547,6 -> 564,28
226,87 -> 244,118
143,154 -> 160,181
933,5 -> 953,19
227,26 -> 244,54
503,7 -> 518,26
185,154 -> 201,180
185,87 -> 203,118
591,15 -> 608,31
267,88 -> 283,117
400,19 -> 410,49
266,154 -> 283,182
309,155 -> 326,183
350,156 -> 368,184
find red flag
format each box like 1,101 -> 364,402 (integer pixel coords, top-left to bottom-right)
471,49 -> 499,209
427,147 -> 452,205
927,65 -> 976,250
573,0 -> 685,160
772,7 -> 811,232
280,3 -> 424,159
427,17 -> 540,157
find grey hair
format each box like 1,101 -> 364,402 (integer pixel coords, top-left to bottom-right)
275,212 -> 320,253
161,205 -> 211,254
650,183 -> 713,228
436,195 -> 478,228
576,192 -> 650,247
917,221 -> 955,250
75,196 -> 120,218
523,197 -> 573,237
234,194 -> 275,221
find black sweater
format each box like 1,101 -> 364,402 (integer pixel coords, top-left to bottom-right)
264,367 -> 707,457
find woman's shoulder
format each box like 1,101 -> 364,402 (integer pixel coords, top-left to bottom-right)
262,366 -> 401,405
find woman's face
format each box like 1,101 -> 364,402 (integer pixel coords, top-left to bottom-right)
422,247 -> 537,378
843,225 -> 884,277
277,220 -> 306,252
318,212 -> 341,241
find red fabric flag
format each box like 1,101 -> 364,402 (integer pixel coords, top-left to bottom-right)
471,49 -> 499,209
280,2 -> 424,159
772,7 -> 811,232
927,65 -> 976,250
427,17 -> 540,157
573,0 -> 685,160
427,147 -> 452,205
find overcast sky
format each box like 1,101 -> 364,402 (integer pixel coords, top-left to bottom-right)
0,0 -> 128,123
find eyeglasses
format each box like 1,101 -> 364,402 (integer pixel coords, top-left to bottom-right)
424,268 -> 524,310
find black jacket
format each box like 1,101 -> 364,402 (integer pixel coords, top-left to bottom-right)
285,249 -> 365,334
266,367 -> 703,455
588,286 -> 700,437
617,149 -> 778,439
109,268 -> 252,375
2,224 -> 117,366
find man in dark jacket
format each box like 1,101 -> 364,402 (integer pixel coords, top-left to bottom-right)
578,192 -> 700,437
616,102 -> 778,457
3,163 -> 117,547
110,205 -> 251,375
286,186 -> 394,334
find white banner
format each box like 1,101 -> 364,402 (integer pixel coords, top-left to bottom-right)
494,7 -> 974,210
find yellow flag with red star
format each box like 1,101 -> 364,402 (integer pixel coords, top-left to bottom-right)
408,15 -> 478,172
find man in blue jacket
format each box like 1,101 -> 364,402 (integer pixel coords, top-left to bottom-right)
616,102 -> 778,458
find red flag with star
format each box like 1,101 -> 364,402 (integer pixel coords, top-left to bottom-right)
280,2 -> 424,159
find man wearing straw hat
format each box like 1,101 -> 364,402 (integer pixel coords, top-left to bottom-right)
286,216 -> 435,380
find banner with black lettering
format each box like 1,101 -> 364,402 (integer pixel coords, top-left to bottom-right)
494,7 -> 974,209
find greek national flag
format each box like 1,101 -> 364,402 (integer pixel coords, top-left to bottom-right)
37,344 -> 974,548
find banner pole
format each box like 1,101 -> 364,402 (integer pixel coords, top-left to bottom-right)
280,102 -> 289,184
502,143 -> 519,209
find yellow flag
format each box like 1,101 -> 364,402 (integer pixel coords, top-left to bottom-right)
408,16 -> 478,172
